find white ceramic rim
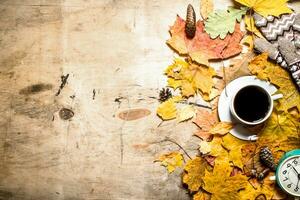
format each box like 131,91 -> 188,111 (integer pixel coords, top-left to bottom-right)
229,84 -> 273,126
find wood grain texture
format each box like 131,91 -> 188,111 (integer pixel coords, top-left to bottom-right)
0,0 -> 300,200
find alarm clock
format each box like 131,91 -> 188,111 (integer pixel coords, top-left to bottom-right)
276,149 -> 300,198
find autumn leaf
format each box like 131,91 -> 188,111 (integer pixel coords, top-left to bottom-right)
235,0 -> 292,17
207,136 -> 228,157
239,177 -> 278,200
209,122 -> 234,135
248,53 -> 300,111
183,157 -> 208,192
180,63 -> 216,97
177,105 -> 196,122
193,191 -> 211,200
244,15 -> 263,38
258,110 -> 298,142
203,167 -> 248,200
205,7 -> 247,39
193,108 -> 218,130
222,134 -> 248,169
200,0 -> 214,20
199,140 -> 211,154
157,96 -> 182,120
156,152 -> 183,173
167,16 -> 244,66
165,58 -> 216,99
194,130 -> 212,141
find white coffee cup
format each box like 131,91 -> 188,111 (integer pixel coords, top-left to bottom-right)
230,84 -> 283,126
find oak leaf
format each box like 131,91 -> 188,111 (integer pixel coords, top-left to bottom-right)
167,16 -> 244,66
183,157 -> 208,192
235,0 -> 292,17
157,152 -> 183,173
204,7 -> 247,39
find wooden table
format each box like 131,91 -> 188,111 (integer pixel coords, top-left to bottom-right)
0,1 -> 299,199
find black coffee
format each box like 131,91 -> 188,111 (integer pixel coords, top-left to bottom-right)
233,86 -> 270,122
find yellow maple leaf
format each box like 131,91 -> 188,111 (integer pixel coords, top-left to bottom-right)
157,152 -> 183,173
177,105 -> 196,122
258,110 -> 298,142
193,191 -> 211,200
180,63 -> 216,98
248,53 -> 300,112
209,122 -> 234,135
235,0 -> 292,17
208,136 -> 228,157
164,58 -> 216,99
165,58 -> 189,78
183,157 -> 208,192
222,134 -> 248,169
181,79 -> 197,97
157,96 -> 182,120
244,15 -> 263,38
239,176 -> 278,200
203,169 -> 248,200
167,78 -> 182,90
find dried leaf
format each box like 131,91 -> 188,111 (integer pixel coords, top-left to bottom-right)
235,0 -> 292,17
222,134 -> 248,169
157,152 -> 183,173
248,53 -> 300,111
239,177 -> 278,200
194,130 -> 213,141
204,7 -> 247,39
209,122 -> 234,135
157,96 -> 182,120
203,168 -> 248,200
167,16 -> 244,66
244,15 -> 263,38
183,157 -> 207,192
177,105 -> 196,122
199,140 -> 211,154
193,191 -> 211,200
165,58 -> 216,99
193,108 -> 218,130
200,0 -> 214,20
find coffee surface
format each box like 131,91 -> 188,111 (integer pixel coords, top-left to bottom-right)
233,86 -> 270,122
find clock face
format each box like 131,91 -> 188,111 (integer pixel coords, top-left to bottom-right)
278,155 -> 300,197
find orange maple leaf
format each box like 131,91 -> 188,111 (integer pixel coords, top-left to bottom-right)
167,16 -> 244,66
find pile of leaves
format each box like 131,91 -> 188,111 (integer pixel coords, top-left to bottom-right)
156,0 -> 300,199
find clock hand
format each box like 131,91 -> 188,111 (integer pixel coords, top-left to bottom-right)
292,166 -> 300,175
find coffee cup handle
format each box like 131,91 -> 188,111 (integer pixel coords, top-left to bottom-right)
271,94 -> 283,101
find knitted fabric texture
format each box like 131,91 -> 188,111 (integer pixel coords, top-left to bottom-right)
254,12 -> 300,89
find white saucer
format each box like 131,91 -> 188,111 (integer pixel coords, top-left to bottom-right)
218,76 -> 278,141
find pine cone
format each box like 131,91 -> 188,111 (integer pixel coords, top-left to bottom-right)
259,147 -> 277,171
185,4 -> 196,39
159,88 -> 172,102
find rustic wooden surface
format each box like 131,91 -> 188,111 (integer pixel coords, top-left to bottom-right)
0,1 -> 300,200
